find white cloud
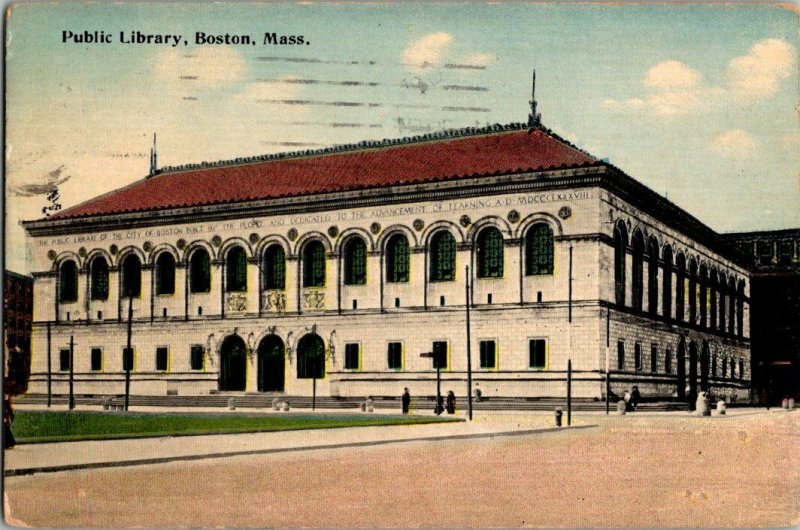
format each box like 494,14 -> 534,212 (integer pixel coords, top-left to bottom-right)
644,61 -> 701,90
402,32 -> 453,70
459,52 -> 497,67
727,39 -> 794,99
155,47 -> 247,88
711,129 -> 756,157
234,76 -> 303,104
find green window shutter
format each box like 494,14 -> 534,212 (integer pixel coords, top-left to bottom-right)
264,245 -> 286,290
431,232 -> 455,282
526,224 -> 554,276
226,247 -> 247,292
387,235 -> 409,283
477,228 -> 504,278
304,242 -> 326,287
344,238 -> 367,285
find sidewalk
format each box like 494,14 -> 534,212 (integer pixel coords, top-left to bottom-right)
3,410 -> 597,476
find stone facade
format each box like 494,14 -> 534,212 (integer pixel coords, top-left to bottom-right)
22,128 -> 752,401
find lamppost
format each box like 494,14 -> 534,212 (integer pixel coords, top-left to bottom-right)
420,351 -> 443,414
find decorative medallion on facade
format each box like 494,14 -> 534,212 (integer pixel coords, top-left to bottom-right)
225,292 -> 247,313
176,238 -> 187,250
262,291 -> 287,312
78,247 -> 87,257
370,222 -> 381,235
47,250 -> 57,261
327,226 -> 339,238
109,244 -> 118,255
142,241 -> 153,252
460,215 -> 471,227
558,206 -> 572,220
507,210 -> 521,223
249,233 -> 260,245
287,228 -> 298,241
302,290 -> 325,310
211,235 -> 222,248
413,219 -> 424,232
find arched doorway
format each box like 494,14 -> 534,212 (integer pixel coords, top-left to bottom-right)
688,341 -> 698,408
219,335 -> 247,391
676,340 -> 686,400
257,335 -> 285,392
297,334 -> 325,379
700,342 -> 710,392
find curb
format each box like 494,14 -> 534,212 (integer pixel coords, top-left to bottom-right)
4,424 -> 597,477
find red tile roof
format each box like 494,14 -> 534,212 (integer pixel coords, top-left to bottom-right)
49,125 -> 598,220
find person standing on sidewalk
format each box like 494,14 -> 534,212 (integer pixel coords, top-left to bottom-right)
446,391 -> 456,414
3,393 -> 16,449
401,388 -> 411,414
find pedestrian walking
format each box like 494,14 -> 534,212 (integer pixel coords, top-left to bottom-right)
3,394 -> 16,450
446,390 -> 456,414
401,387 -> 411,414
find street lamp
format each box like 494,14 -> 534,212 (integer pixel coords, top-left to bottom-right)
420,351 -> 443,414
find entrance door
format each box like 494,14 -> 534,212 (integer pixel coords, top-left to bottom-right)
676,341 -> 686,400
219,335 -> 247,391
257,335 -> 285,392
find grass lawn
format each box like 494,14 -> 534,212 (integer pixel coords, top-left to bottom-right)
12,411 -> 462,443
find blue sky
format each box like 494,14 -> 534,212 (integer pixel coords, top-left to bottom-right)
5,3 -> 799,273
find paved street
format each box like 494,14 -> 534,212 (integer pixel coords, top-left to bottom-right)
4,409 -> 798,528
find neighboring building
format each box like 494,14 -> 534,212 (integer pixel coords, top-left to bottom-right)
723,229 -> 800,404
21,113 -> 752,402
4,270 -> 34,394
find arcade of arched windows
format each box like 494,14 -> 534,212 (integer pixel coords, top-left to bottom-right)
49,216 -> 559,319
612,219 -> 747,339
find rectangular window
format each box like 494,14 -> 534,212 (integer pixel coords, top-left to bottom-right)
344,343 -> 360,370
665,348 -> 672,374
479,340 -> 497,369
651,344 -> 658,373
122,347 -> 134,371
387,342 -> 403,370
529,339 -> 547,369
59,349 -> 71,371
432,341 -> 448,370
617,341 -> 625,370
634,343 -> 642,372
778,239 -> 793,265
156,347 -> 169,371
756,240 -> 774,265
190,345 -> 204,371
90,348 -> 102,372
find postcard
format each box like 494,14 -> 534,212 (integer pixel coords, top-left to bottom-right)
3,2 -> 799,528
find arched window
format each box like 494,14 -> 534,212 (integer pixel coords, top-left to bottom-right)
688,258 -> 698,324
225,246 -> 247,292
155,253 -> 176,295
662,245 -> 672,319
739,358 -> 744,380
647,236 -> 659,315
721,356 -> 728,378
477,227 -> 504,279
386,234 -> 410,283
698,264 -> 708,328
59,260 -> 78,302
613,222 -> 628,306
526,223 -> 554,276
121,254 -> 142,297
718,272 -> 727,332
189,249 -> 211,293
262,244 -> 286,290
90,256 -> 109,301
709,269 -> 718,330
730,356 -> 736,379
737,280 -> 745,337
728,277 -> 736,335
343,237 -> 367,285
712,353 -> 717,377
675,252 -> 686,321
302,241 -> 326,288
631,230 -> 644,311
429,231 -> 456,282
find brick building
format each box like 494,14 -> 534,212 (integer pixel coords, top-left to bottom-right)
21,116 -> 752,402
723,229 -> 800,404
4,270 -> 34,394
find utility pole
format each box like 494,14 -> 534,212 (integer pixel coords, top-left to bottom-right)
567,358 -> 572,426
465,265 -> 473,421
68,335 -> 75,410
124,290 -> 133,411
46,322 -> 52,408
